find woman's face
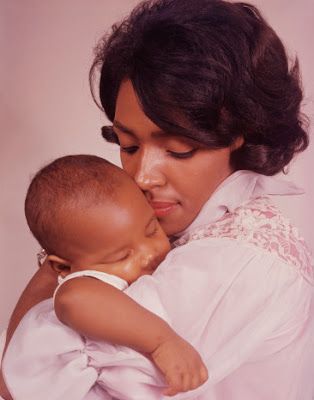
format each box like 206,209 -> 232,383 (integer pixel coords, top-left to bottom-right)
113,80 -> 235,236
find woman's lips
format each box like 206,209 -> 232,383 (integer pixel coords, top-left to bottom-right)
149,201 -> 178,217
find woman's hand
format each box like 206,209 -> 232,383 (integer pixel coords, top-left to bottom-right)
150,333 -> 208,396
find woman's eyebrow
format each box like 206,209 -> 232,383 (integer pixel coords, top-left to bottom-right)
113,120 -> 135,136
113,120 -> 167,138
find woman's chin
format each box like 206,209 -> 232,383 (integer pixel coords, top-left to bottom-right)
158,209 -> 192,237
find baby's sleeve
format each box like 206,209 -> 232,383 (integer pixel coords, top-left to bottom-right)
2,299 -> 110,400
2,298 -> 166,400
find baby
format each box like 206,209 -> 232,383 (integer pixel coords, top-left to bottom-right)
3,154 -> 207,399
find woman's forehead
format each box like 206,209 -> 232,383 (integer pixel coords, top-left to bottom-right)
114,81 -> 189,143
114,80 -> 159,130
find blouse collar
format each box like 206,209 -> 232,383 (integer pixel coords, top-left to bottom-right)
176,170 -> 303,238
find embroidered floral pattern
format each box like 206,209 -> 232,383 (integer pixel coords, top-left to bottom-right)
174,196 -> 314,284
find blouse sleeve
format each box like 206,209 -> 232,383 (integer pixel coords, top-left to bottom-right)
160,239 -> 312,386
97,238 -> 313,398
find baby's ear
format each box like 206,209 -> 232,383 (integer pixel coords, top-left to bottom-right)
47,255 -> 72,278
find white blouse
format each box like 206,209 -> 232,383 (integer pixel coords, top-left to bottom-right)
3,170 -> 314,400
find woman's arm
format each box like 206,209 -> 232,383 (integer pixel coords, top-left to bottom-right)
0,260 -> 57,400
5,260 -> 57,347
55,277 -> 208,396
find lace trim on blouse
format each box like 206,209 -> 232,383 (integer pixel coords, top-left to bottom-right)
173,196 -> 314,285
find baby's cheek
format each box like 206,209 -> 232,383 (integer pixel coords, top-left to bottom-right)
115,258 -> 142,284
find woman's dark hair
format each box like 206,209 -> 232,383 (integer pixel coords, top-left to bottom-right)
90,0 -> 309,175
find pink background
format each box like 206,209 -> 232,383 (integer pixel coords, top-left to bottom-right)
1,0 -> 313,330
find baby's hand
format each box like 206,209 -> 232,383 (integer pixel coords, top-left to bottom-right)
150,333 -> 208,397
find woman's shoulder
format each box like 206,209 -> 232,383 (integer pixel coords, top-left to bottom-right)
173,196 -> 314,285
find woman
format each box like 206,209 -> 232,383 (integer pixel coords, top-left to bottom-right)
1,0 -> 313,399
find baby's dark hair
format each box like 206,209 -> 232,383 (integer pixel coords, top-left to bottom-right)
25,154 -> 127,256
90,0 -> 309,175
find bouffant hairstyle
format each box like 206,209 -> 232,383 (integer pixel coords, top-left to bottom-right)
25,155 -> 126,256
90,0 -> 308,175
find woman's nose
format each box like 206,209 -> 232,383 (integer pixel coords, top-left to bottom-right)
133,148 -> 166,191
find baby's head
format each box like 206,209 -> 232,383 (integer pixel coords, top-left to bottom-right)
25,155 -> 170,283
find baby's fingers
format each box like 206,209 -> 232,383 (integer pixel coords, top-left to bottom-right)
189,366 -> 209,391
163,372 -> 185,397
163,387 -> 179,397
163,369 -> 208,396
164,370 -> 200,396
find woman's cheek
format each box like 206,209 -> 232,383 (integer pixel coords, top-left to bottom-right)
120,153 -> 134,177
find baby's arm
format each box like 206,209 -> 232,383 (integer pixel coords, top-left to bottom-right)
55,277 -> 208,396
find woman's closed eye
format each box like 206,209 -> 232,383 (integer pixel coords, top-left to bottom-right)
120,145 -> 138,154
120,146 -> 197,159
167,149 -> 197,159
